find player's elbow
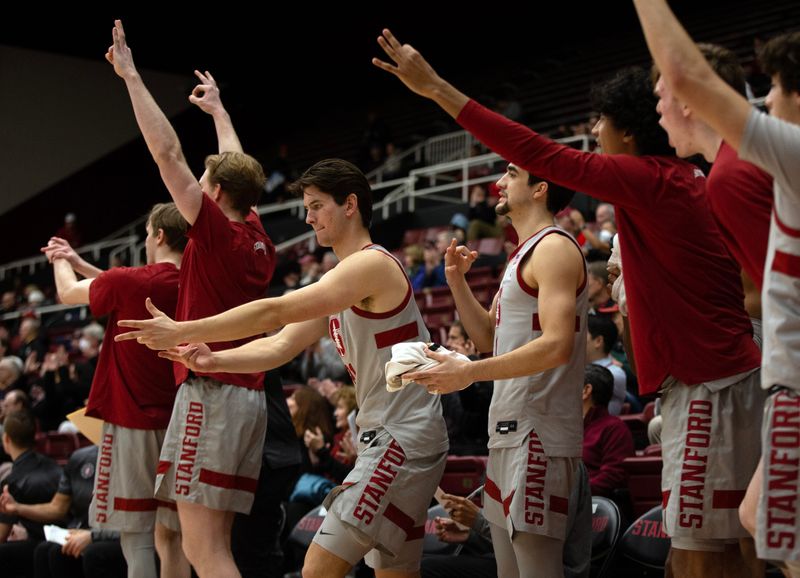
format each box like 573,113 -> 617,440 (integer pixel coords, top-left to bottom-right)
549,337 -> 574,366
58,287 -> 82,306
153,143 -> 185,167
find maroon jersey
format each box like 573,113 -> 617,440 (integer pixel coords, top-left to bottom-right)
174,194 -> 275,390
88,263 -> 180,429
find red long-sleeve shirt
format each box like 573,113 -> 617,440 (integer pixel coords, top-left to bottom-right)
457,100 -> 760,394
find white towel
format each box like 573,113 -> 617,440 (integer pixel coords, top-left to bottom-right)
608,234 -> 627,316
384,342 -> 470,392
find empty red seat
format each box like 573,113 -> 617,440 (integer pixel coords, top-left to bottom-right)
438,456 -> 486,497
622,456 -> 663,518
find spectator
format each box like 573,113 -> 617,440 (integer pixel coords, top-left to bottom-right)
0,411 -> 62,577
445,321 -> 490,455
586,315 -> 627,416
16,316 -> 47,373
581,365 -> 635,497
0,357 -> 25,395
0,445 -> 126,578
587,261 -> 615,313
466,185 -> 502,241
403,244 -> 425,280
55,214 -> 81,249
1,293 -> 17,315
303,386 -> 357,484
299,337 -> 348,383
298,254 -> 321,287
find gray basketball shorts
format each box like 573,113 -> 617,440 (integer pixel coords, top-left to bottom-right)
89,423 -> 177,532
660,370 -> 765,551
483,427 -> 580,541
154,377 -> 267,517
756,387 -> 800,564
313,429 -> 446,571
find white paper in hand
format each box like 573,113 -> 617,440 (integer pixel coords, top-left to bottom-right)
44,525 -> 70,545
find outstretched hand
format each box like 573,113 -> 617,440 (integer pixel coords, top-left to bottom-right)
372,29 -> 445,99
189,70 -> 224,115
404,346 -> 473,395
115,298 -> 181,350
105,20 -> 137,79
158,343 -> 217,372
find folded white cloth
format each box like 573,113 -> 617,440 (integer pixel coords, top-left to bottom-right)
608,234 -> 627,316
384,342 -> 470,392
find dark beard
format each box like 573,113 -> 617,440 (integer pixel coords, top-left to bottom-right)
495,200 -> 510,216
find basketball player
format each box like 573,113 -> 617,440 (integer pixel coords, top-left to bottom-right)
633,2 -> 800,575
105,20 -> 275,578
373,28 -> 762,578
115,158 -> 449,578
42,202 -> 187,578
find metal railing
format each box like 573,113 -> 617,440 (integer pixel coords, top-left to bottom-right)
0,235 -> 140,282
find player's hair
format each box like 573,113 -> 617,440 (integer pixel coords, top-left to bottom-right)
590,67 -> 673,156
651,43 -> 747,97
526,174 -> 575,215
759,31 -> 800,94
289,159 -> 373,228
148,203 -> 189,253
204,152 -> 266,215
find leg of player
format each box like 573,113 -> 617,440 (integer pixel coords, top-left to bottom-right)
120,531 -> 157,578
178,503 -> 238,578
301,543 -> 355,578
155,523 -> 190,578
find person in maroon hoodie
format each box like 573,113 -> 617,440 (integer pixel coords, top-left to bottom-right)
581,365 -> 634,498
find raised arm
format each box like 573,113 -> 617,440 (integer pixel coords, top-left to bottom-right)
374,29 -> 672,210
42,238 -> 103,279
116,249 -> 397,349
443,239 -> 495,352
106,20 -> 203,224
189,70 -> 243,154
632,0 -> 752,150
160,317 -> 328,374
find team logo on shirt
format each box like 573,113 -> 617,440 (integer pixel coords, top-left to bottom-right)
253,241 -> 267,254
329,318 -> 346,356
81,462 -> 95,480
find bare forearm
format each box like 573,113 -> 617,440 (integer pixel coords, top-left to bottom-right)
181,298 -> 281,344
430,81 -> 470,120
212,110 -> 243,153
448,276 -> 494,352
632,0 -> 750,148
581,228 -> 609,252
73,257 -> 104,279
212,336 -> 297,373
54,259 -> 85,305
466,335 -> 572,382
123,73 -> 185,167
15,502 -> 68,524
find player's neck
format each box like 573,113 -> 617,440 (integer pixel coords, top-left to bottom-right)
332,229 -> 373,260
511,211 -> 555,244
697,128 -> 723,163
155,250 -> 182,269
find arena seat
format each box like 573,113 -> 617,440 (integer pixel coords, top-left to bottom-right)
621,456 -> 663,518
614,505 -> 670,572
590,496 -> 622,578
438,456 -> 486,497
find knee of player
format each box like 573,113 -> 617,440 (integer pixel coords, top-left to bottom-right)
738,501 -> 756,535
